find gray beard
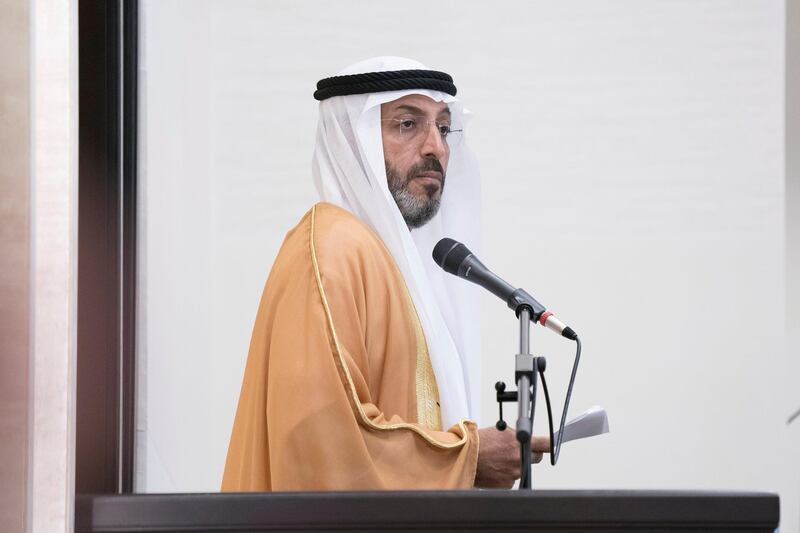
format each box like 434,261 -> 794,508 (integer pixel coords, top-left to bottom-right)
385,161 -> 444,229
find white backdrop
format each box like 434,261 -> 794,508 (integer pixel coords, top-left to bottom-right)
137,1 -> 797,529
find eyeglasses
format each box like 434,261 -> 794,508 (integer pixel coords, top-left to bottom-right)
381,115 -> 464,146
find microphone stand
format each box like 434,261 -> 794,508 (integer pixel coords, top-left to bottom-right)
495,305 -> 545,490
515,307 -> 536,489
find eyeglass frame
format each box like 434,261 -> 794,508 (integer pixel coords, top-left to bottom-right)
379,114 -> 464,144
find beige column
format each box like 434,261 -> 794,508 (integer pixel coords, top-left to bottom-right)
0,0 -> 78,531
787,0 -> 800,528
788,0 -> 800,370
29,0 -> 79,530
0,0 -> 32,531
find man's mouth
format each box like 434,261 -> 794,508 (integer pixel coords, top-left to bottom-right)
415,171 -> 443,182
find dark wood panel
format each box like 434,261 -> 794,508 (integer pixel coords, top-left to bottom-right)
77,0 -> 121,495
75,490 -> 780,532
77,0 -> 137,494
120,0 -> 139,494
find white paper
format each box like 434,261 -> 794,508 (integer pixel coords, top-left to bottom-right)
552,405 -> 609,445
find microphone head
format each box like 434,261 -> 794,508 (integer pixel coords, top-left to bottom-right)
432,238 -> 473,275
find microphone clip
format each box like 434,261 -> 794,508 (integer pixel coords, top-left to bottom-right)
507,290 -> 545,323
494,356 -> 547,433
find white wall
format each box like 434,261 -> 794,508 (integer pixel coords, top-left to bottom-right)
138,0 -> 795,528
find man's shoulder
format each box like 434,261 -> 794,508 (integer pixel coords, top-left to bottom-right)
305,202 -> 383,251
281,202 -> 387,263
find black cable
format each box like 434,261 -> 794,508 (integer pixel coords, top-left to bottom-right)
539,370 -> 555,464
539,335 -> 581,465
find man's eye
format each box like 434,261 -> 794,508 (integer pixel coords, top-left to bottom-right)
399,119 -> 416,130
438,125 -> 451,137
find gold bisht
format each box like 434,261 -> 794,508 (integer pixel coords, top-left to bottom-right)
221,203 -> 479,491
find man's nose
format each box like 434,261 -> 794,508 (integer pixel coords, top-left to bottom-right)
419,122 -> 448,160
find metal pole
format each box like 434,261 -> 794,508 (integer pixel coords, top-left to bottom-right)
519,307 -> 530,354
516,308 -> 533,488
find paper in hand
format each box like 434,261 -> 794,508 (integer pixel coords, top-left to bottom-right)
552,406 -> 609,445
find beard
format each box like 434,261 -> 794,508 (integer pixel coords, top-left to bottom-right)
385,158 -> 446,229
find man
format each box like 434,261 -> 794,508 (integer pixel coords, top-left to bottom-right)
222,57 -> 549,491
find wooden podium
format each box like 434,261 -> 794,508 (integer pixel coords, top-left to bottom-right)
76,490 -> 779,532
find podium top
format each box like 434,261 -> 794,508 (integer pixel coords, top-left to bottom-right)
76,489 -> 779,532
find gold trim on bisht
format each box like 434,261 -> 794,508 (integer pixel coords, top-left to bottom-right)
310,204 -> 457,441
404,290 -> 442,431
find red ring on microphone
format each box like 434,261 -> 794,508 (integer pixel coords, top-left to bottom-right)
539,311 -> 553,326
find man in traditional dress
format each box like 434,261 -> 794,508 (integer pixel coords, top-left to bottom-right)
222,57 -> 549,491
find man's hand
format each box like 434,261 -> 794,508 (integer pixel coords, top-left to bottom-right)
474,427 -> 550,489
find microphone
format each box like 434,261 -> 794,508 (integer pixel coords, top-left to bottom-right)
432,238 -> 577,340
